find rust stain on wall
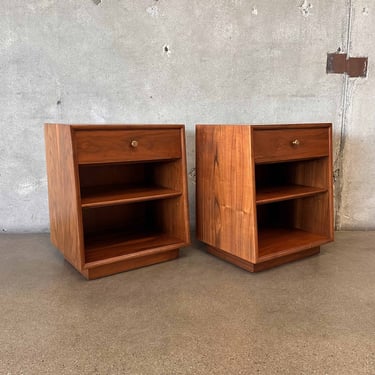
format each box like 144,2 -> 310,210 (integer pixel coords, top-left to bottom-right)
327,53 -> 368,78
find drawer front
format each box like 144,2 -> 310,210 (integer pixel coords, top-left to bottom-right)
74,129 -> 182,164
253,128 -> 329,163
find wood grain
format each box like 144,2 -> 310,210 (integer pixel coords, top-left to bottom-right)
196,125 -> 257,263
74,128 -> 181,164
44,124 -> 84,270
196,123 -> 333,271
253,127 -> 330,163
45,124 -> 190,279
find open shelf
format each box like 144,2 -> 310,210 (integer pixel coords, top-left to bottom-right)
257,227 -> 328,261
256,185 -> 327,205
81,185 -> 181,208
45,124 -> 190,279
255,159 -> 329,200
256,195 -> 332,261
79,160 -> 184,206
196,124 -> 333,272
84,231 -> 185,265
82,197 -> 187,266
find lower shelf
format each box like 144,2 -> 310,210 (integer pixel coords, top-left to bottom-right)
257,227 -> 329,261
80,231 -> 187,279
84,248 -> 180,280
84,231 -> 186,264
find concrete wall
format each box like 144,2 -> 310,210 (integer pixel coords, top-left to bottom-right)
337,0 -> 375,229
0,0 -> 372,232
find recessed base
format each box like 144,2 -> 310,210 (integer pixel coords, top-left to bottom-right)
80,249 -> 179,280
206,245 -> 320,272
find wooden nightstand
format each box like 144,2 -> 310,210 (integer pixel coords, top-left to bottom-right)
196,124 -> 333,271
45,124 -> 190,279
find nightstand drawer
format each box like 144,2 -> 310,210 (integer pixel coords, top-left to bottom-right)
253,128 -> 329,163
74,129 -> 182,164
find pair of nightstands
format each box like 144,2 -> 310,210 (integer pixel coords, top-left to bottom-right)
45,123 -> 333,279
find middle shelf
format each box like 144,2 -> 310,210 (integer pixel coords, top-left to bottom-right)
256,185 -> 327,205
78,159 -> 184,208
255,157 -> 330,205
81,185 -> 181,208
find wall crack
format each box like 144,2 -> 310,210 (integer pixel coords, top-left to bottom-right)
335,0 -> 353,229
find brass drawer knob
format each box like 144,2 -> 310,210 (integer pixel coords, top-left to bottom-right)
291,139 -> 300,146
130,140 -> 138,148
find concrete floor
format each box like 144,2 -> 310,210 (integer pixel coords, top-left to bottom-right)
0,232 -> 374,374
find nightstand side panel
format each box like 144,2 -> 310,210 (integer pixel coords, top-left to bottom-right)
45,124 -> 84,270
196,125 -> 257,263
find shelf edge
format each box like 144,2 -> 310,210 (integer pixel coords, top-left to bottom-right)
84,241 -> 189,269
257,237 -> 332,263
256,187 -> 327,205
81,191 -> 182,208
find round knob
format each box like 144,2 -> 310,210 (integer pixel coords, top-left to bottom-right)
130,140 -> 138,148
291,139 -> 300,146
